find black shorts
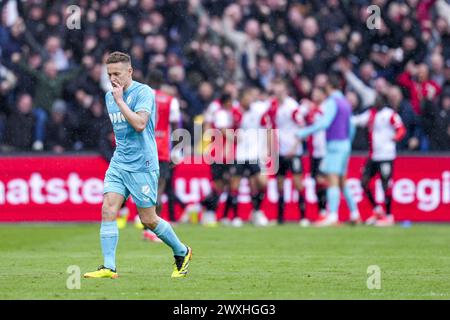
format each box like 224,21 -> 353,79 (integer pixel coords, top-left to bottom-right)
233,161 -> 261,178
211,162 -> 232,181
362,159 -> 393,181
310,157 -> 324,178
159,161 -> 171,181
277,156 -> 303,176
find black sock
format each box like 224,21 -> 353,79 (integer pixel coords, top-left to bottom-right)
317,188 -> 327,211
298,193 -> 306,220
278,195 -> 285,224
223,193 -> 233,219
386,195 -> 392,216
166,189 -> 176,222
230,192 -> 239,218
363,186 -> 377,208
252,192 -> 264,211
201,191 -> 219,212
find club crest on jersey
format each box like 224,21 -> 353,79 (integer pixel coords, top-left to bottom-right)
142,185 -> 150,195
109,112 -> 126,124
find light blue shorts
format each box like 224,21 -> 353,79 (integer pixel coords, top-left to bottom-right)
104,165 -> 159,208
320,140 -> 352,176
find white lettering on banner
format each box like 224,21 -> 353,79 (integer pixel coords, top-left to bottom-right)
30,173 -> 46,204
46,178 -> 68,204
443,172 -> 450,204
347,179 -> 363,203
0,170 -> 449,212
0,182 -> 4,204
0,173 -> 103,206
375,179 -> 385,203
174,178 -> 211,203
68,173 -> 83,204
6,179 -> 29,204
304,177 -> 317,202
393,179 -> 415,204
417,179 -> 440,212
82,179 -> 103,204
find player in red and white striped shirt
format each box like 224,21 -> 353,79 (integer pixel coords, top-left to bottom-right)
303,86 -> 328,217
261,78 -> 309,226
200,93 -> 240,226
227,88 -> 270,226
352,95 -> 406,227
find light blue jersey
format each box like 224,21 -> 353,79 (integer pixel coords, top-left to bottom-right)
296,91 -> 355,176
105,81 -> 158,173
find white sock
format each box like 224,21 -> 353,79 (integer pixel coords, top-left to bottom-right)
350,210 -> 360,220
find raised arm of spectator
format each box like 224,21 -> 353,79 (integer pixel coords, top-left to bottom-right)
11,52 -> 45,81
22,28 -> 49,61
436,0 -> 450,26
222,5 -> 246,50
0,63 -> 18,92
344,71 -> 376,108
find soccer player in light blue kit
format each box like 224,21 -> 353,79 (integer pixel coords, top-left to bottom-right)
84,52 -> 192,279
296,74 -> 360,226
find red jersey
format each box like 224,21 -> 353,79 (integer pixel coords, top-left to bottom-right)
155,90 -> 174,162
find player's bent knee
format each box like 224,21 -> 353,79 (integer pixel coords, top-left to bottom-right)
102,207 -> 117,221
101,204 -> 117,221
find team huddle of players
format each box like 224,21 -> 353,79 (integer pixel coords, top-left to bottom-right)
120,72 -> 406,238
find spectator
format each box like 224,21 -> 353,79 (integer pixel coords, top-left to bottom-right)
422,89 -> 450,150
98,121 -> 115,163
78,99 -> 109,150
45,100 -> 76,153
0,61 -> 17,143
397,61 -> 441,114
387,86 -> 422,151
4,93 -> 36,151
346,90 -> 368,151
12,52 -> 86,114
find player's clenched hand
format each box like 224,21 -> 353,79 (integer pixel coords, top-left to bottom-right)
111,80 -> 124,103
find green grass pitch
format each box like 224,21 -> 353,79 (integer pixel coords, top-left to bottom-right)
0,223 -> 450,299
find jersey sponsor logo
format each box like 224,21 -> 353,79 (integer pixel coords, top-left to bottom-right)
109,112 -> 126,124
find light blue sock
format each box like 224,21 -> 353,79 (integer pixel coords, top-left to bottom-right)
153,219 -> 187,257
327,186 -> 341,216
100,221 -> 119,271
343,184 -> 358,213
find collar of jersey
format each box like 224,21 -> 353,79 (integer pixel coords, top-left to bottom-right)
124,81 -> 137,95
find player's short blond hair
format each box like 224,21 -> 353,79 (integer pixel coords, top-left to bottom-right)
106,51 -> 131,65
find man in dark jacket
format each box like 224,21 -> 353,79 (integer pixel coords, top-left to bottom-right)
5,93 -> 36,151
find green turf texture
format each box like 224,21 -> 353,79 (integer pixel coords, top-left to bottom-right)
0,223 -> 449,299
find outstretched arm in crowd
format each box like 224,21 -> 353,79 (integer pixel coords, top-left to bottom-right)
11,52 -> 46,82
